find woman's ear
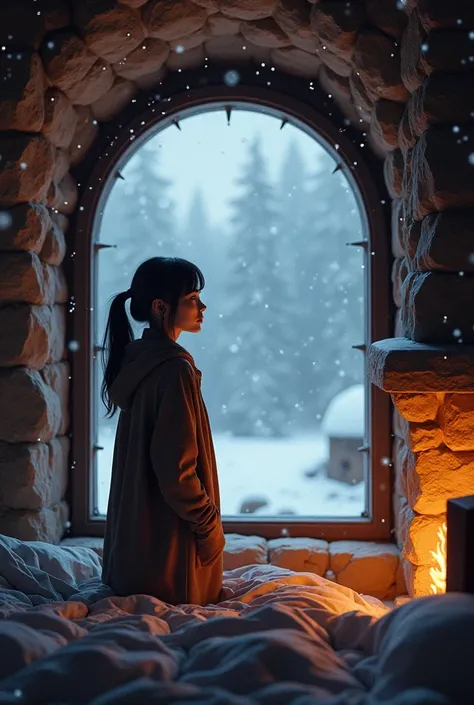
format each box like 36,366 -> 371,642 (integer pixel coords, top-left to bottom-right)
151,299 -> 166,316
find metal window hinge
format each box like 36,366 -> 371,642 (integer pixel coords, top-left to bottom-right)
225,106 -> 232,125
351,344 -> 366,352
280,118 -> 289,130
357,444 -> 370,453
94,243 -> 117,250
93,345 -> 104,354
93,444 -> 104,451
346,240 -> 368,248
114,170 -> 125,180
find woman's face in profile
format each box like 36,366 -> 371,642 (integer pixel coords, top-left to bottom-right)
175,291 -> 207,334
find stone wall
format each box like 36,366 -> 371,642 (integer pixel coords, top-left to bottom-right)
368,0 -> 474,596
0,0 -> 472,598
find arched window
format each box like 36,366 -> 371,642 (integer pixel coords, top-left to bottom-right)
71,76 -> 391,540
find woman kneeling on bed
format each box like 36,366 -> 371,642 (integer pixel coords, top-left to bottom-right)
100,256 -> 225,605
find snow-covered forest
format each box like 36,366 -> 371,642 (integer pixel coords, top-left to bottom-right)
94,109 -> 367,518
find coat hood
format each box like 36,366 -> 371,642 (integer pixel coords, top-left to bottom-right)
109,328 -> 198,411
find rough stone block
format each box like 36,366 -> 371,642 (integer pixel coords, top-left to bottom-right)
440,394 -> 474,452
383,149 -> 404,199
273,0 -> 312,42
401,271 -> 474,344
41,31 -> 98,93
268,537 -> 329,575
270,47 -> 321,78
409,126 -> 474,220
42,89 -> 78,150
0,252 -> 55,306
392,409 -> 442,452
208,13 -> 241,36
64,59 -> 115,107
0,134 -> 55,206
91,77 -> 137,122
0,501 -> 68,543
241,18 -> 291,48
368,338 -> 474,393
171,26 -> 212,52
371,100 -> 404,152
349,70 -> 373,122
391,256 -> 409,308
74,0 -> 145,63
403,218 -> 422,264
394,308 -> 404,338
0,52 -> 45,132
223,533 -> 268,570
46,173 -> 79,216
416,0 -> 474,31
401,13 -> 474,94
119,0 -> 149,6
399,503 -> 446,567
192,0 -> 220,10
393,436 -> 409,499
220,0 -> 276,21
113,39 -> 170,81
310,1 -> 365,59
0,203 -> 51,253
401,558 -> 433,597
52,149 -> 71,188
319,66 -> 351,101
0,367 -> 62,443
40,362 -> 70,437
411,210 -> 474,273
165,46 -> 205,72
407,447 -> 474,515
392,392 -> 440,422
365,0 -> 407,40
391,199 -> 406,258
39,217 -> 67,266
354,29 -> 409,103
143,0 -> 208,41
407,74 -> 474,141
0,436 -> 69,510
0,304 -> 66,369
68,106 -> 99,166
329,541 -> 400,599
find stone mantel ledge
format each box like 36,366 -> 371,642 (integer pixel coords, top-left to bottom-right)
368,338 -> 474,393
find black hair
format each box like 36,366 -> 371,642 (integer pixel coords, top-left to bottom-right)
101,256 -> 205,417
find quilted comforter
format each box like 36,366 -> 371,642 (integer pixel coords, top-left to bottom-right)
0,534 -> 472,705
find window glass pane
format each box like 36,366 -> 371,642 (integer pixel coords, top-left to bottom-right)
94,107 -> 367,519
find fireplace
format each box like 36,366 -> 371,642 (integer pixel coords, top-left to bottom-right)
368,340 -> 474,597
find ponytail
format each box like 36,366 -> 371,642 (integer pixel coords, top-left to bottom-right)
101,290 -> 134,418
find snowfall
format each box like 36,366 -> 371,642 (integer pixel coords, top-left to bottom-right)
96,427 -> 365,518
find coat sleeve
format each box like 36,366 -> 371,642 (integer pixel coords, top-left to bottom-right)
150,358 -> 220,539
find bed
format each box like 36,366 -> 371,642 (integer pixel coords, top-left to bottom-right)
0,534 -> 472,705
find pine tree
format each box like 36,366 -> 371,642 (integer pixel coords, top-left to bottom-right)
221,136 -> 297,438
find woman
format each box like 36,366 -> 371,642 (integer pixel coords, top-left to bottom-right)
100,256 -> 225,605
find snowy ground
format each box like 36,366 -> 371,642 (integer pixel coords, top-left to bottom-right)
96,426 -> 365,518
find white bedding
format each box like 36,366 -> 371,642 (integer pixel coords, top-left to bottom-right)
0,535 -> 472,705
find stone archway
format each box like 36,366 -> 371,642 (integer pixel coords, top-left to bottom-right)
0,0 -> 473,597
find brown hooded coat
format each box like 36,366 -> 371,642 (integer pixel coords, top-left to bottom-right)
102,328 -> 225,605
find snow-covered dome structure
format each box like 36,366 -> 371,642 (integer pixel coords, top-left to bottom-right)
321,385 -> 364,438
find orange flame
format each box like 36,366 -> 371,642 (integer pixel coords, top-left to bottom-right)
429,521 -> 447,595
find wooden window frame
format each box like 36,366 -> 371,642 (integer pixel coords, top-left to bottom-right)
68,66 -> 393,540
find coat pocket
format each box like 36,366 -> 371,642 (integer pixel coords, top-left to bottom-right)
196,524 -> 225,568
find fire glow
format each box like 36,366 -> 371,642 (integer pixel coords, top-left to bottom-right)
429,521 -> 447,595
